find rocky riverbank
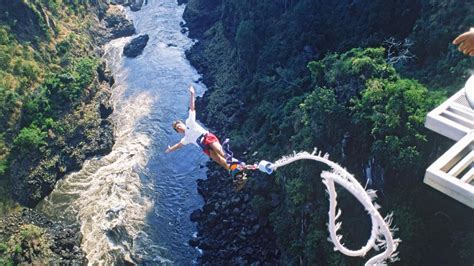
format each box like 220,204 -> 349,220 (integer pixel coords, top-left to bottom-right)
0,208 -> 86,264
182,1 -> 281,265
189,164 -> 280,264
182,3 -> 280,262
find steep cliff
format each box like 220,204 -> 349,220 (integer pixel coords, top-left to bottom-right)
0,1 -> 134,264
184,0 -> 474,264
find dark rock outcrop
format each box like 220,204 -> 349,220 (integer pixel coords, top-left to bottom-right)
104,6 -> 136,39
183,1 -> 280,263
129,0 -> 145,11
11,82 -> 114,207
190,165 -> 280,264
0,208 -> 87,264
123,34 -> 149,57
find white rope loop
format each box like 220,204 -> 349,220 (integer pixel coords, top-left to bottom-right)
265,150 -> 400,265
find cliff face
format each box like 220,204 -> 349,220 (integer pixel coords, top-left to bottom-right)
183,0 -> 474,264
0,2 -> 135,264
1,2 -> 139,208
0,1 -> 47,42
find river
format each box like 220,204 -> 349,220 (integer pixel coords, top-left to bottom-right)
37,1 -> 207,264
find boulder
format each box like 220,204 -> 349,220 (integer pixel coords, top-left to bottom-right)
104,6 -> 136,38
123,34 -> 149,57
190,209 -> 203,222
129,0 -> 144,12
188,238 -> 200,247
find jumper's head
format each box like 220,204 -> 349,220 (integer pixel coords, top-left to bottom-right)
172,120 -> 185,133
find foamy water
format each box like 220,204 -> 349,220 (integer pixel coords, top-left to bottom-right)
38,2 -> 207,264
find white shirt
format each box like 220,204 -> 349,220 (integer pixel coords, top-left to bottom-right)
180,110 -> 208,147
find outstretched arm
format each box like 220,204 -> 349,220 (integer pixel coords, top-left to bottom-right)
453,28 -> 474,56
189,85 -> 196,111
166,142 -> 184,153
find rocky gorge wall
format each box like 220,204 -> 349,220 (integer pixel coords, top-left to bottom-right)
0,3 -> 139,264
182,0 -> 474,265
9,3 -> 139,208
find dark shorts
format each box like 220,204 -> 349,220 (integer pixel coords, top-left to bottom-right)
197,133 -> 220,156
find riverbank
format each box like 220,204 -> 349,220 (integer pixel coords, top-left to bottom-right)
182,3 -> 281,264
189,164 -> 280,264
0,208 -> 86,264
0,3 -> 138,264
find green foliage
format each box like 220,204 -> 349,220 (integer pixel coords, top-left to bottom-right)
19,224 -> 44,239
265,47 -> 440,263
13,125 -> 47,152
74,56 -> 98,89
286,178 -> 306,205
0,82 -> 19,129
0,224 -> 53,264
0,134 -> 8,175
12,59 -> 41,84
40,57 -> 98,107
270,47 -> 465,264
350,78 -> 435,173
0,243 -> 7,252
23,88 -> 53,127
235,20 -> 258,67
404,0 -> 474,91
189,0 -> 474,264
12,244 -> 21,255
0,0 -> 101,217
56,33 -> 77,56
299,87 -> 346,149
0,243 -> 13,266
0,160 -> 7,176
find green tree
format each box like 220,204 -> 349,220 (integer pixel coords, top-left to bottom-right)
0,134 -> 8,175
235,20 -> 258,67
13,125 -> 47,152
351,78 -> 436,174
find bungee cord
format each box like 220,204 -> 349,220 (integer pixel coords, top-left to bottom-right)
256,148 -> 400,265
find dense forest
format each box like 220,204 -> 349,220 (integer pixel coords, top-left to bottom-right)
184,0 -> 474,264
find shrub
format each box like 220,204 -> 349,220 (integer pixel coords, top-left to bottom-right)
13,125 -> 47,152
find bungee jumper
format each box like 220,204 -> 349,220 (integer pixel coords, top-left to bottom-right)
165,85 -> 256,190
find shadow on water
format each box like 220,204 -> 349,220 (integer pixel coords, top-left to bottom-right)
38,1 -> 208,264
